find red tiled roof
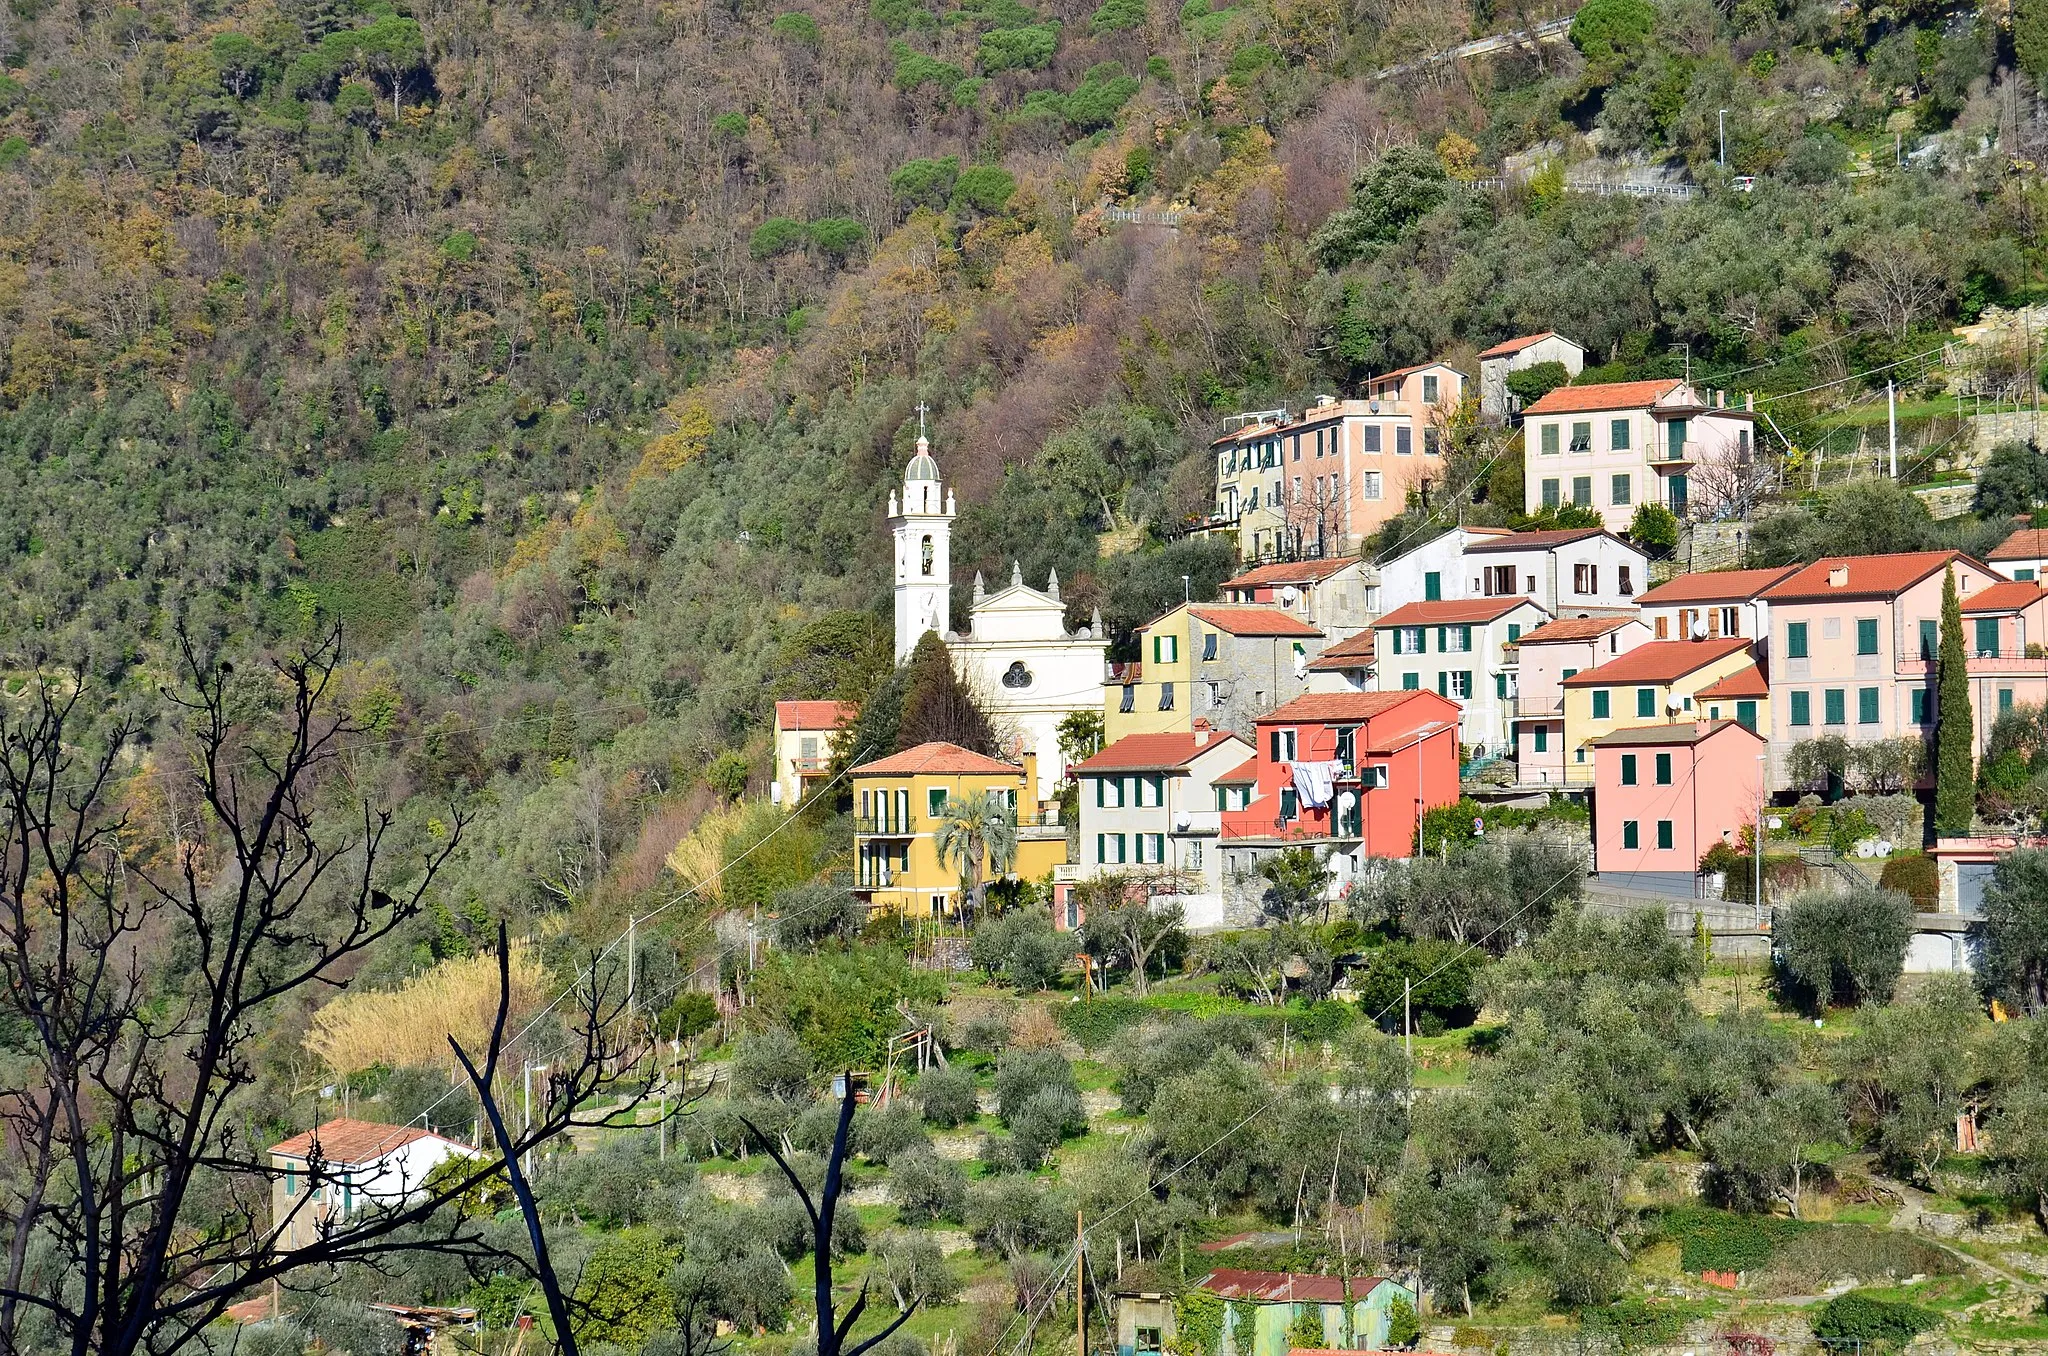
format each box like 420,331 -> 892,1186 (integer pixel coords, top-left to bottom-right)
1561,638 -> 1751,687
1590,718 -> 1762,748
1224,558 -> 1359,590
1367,360 -> 1458,387
1517,616 -> 1637,644
1759,552 -> 1968,602
1196,1270 -> 1351,1304
1479,331 -> 1570,359
1257,690 -> 1451,727
850,742 -> 1021,777
1697,664 -> 1767,699
269,1118 -> 459,1164
1963,580 -> 2047,614
1462,527 -> 1610,553
1523,378 -> 1683,415
1071,731 -> 1248,774
775,700 -> 857,731
1306,630 -> 1377,670
1374,597 -> 1538,628
1186,605 -> 1323,637
1991,528 -> 2048,562
1213,757 -> 1260,784
1636,566 -> 1799,605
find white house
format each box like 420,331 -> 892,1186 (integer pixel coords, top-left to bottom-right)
1460,527 -> 1649,616
1220,557 -> 1381,640
269,1118 -> 474,1249
1522,379 -> 1762,533
772,700 -> 856,807
1375,525 -> 1514,612
1990,528 -> 2048,583
1066,725 -> 1255,933
1372,596 -> 1552,753
1634,565 -> 1797,653
1478,331 -> 1586,423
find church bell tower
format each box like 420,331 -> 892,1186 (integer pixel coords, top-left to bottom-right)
889,408 -> 955,662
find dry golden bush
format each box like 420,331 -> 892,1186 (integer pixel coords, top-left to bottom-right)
305,944 -> 546,1075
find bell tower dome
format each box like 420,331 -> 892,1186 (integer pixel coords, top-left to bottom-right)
888,406 -> 956,661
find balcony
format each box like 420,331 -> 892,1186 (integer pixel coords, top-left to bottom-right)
792,756 -> 831,775
1515,696 -> 1564,718
854,814 -> 918,836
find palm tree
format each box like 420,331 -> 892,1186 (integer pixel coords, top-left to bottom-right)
933,790 -> 1019,927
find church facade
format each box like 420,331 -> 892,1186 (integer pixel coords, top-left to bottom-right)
888,433 -> 1107,802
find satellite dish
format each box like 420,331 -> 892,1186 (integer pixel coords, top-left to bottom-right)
1667,694 -> 1684,714
1691,620 -> 1709,640
1175,811 -> 1191,831
1280,586 -> 1300,604
1337,791 -> 1357,813
1369,399 -> 1381,413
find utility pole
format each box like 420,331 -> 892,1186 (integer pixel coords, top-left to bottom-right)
1888,379 -> 1898,479
1403,978 -> 1412,1063
1076,1211 -> 1087,1356
1717,108 -> 1727,168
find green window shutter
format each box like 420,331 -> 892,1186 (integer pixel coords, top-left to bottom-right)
929,787 -> 946,817
1824,689 -> 1845,725
1978,617 -> 2001,656
1921,619 -> 1938,660
1790,691 -> 1810,725
1150,634 -> 1159,664
1655,752 -> 1671,785
1402,673 -> 1419,690
1437,671 -> 1448,696
1623,820 -> 1639,849
1737,700 -> 1757,731
1859,687 -> 1879,724
1095,834 -> 1105,864
1857,618 -> 1878,655
1787,623 -> 1808,659
1637,687 -> 1656,718
1508,624 -> 1521,642
1424,572 -> 1441,601
2002,687 -> 2016,714
1460,625 -> 1473,649
2022,569 -> 2038,581
1437,626 -> 1447,651
1657,820 -> 1674,850
1496,673 -> 1508,699
1621,754 -> 1636,785
1593,690 -> 1610,719
1535,725 -> 1548,752
1541,425 -> 1559,455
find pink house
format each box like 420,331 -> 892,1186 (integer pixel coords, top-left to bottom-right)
1590,720 -> 1766,895
1759,552 -> 2048,788
1522,379 -> 1761,534
1512,615 -> 1652,786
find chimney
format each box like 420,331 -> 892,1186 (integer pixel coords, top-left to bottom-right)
1828,566 -> 1848,588
1021,751 -> 1038,804
1745,392 -> 1755,410
1194,720 -> 1212,747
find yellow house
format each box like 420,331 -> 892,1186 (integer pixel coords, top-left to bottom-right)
1561,639 -> 1759,783
850,742 -> 1069,917
1103,604 -> 1326,743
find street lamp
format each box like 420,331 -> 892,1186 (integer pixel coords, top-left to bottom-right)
1718,109 -> 1728,168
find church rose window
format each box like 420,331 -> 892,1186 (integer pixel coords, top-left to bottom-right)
1002,662 -> 1033,689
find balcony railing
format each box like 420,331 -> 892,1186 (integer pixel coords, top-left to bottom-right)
854,814 -> 918,836
1515,696 -> 1564,718
792,756 -> 831,774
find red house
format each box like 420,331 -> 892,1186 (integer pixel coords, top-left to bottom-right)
1219,690 -> 1462,872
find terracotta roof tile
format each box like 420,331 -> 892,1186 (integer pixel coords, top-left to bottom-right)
1186,605 -> 1324,637
1523,378 -> 1683,415
269,1118 -> 462,1164
1367,360 -> 1459,387
1697,664 -> 1768,699
1213,757 -> 1260,784
1590,719 -> 1762,748
1517,616 -> 1638,644
1306,631 -> 1376,670
1479,331 -> 1571,359
1759,552 -> 1968,602
1196,1271 -> 1351,1304
1374,597 -> 1541,628
1962,580 -> 2048,614
1257,690 -> 1454,727
1561,638 -> 1751,686
775,700 -> 857,730
1071,731 -> 1249,774
850,742 -> 1021,777
1223,558 -> 1360,590
1635,566 -> 1799,604
1991,528 -> 2048,561
1462,527 -> 1612,553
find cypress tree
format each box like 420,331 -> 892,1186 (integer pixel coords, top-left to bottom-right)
1935,565 -> 1976,835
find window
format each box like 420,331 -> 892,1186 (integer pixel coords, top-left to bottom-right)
1534,725 -> 1549,753
1719,607 -> 1738,636
1097,833 -> 1126,864
1158,682 -> 1175,711
1508,623 -> 1522,642
1424,571 -> 1442,601
1361,764 -> 1390,788
928,787 -> 947,817
1920,619 -> 1938,660
1667,418 -> 1689,460
1620,566 -> 1635,596
1636,687 -> 1657,718
1786,622 -> 1808,659
1424,428 -> 1442,456
1736,700 -> 1757,731
1137,833 -> 1165,864
1790,690 -> 1811,725
1655,616 -> 1669,639
1541,424 -> 1560,455
1623,820 -> 1639,849
1569,421 -> 1592,452
1824,688 -> 1846,725
1977,617 -> 2001,657
920,534 -> 934,576
1593,689 -> 1611,719
1859,687 -> 1879,724
1097,777 -> 1125,808
1610,418 -> 1631,450
1291,437 -> 1302,462
1201,631 -> 1218,661
1396,427 -> 1412,456
1402,673 -> 1419,689
1857,618 -> 1879,655
1668,474 -> 1689,514
1485,565 -> 1515,595
1186,840 -> 1203,869
1137,774 -> 1164,807
1334,727 -> 1355,769
1279,787 -> 1299,821
1395,626 -> 1424,654
1611,473 -> 1631,506
1620,753 -> 1637,785
1441,625 -> 1471,653
1361,470 -> 1382,499
1364,425 -> 1381,453
2003,687 -> 2017,714
1655,752 -> 1672,785
1448,671 -> 1473,698
1271,729 -> 1297,761
896,789 -> 910,827
1153,633 -> 1179,664
1574,563 -> 1596,595
1656,820 -> 1674,850
1572,475 -> 1592,507
1119,685 -> 1135,713
1423,373 -> 1439,403
1910,688 -> 1930,724
285,1166 -> 297,1198
1542,478 -> 1561,509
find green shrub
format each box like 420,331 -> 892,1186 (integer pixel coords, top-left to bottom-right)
807,216 -> 866,258
1505,360 -> 1571,407
441,229 -> 477,261
1225,42 -> 1279,83
1064,63 -> 1140,128
749,216 -> 808,259
1090,0 -> 1146,32
770,11 -> 820,42
1581,1297 -> 1712,1346
1056,996 -> 1150,1048
950,165 -> 1016,213
1661,1206 -> 1812,1273
0,135 -> 26,168
872,0 -> 938,29
1812,1293 -> 1941,1349
889,155 -> 960,208
710,110 -> 749,136
892,45 -> 967,92
979,21 -> 1060,71
1570,0 -> 1653,61
1878,852 -> 1939,911
704,750 -> 751,798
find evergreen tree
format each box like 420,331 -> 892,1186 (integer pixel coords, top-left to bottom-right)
1936,565 -> 1976,835
2021,0 -> 2048,85
898,631 -> 998,754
